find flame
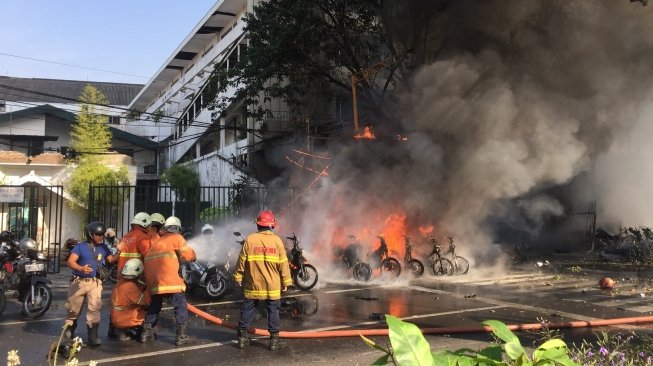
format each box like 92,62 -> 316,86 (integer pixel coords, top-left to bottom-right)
418,224 -> 434,236
354,126 -> 376,139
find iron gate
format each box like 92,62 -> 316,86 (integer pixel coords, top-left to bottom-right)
88,184 -> 266,238
0,184 -> 63,273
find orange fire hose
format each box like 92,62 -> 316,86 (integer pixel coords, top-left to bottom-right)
187,303 -> 653,338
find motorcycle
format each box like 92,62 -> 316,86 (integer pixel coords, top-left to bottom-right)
285,233 -> 319,291
353,235 -> 401,281
0,238 -> 53,318
180,235 -> 238,301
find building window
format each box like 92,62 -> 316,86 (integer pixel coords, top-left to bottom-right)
108,116 -> 121,125
28,140 -> 43,157
0,100 -> 5,113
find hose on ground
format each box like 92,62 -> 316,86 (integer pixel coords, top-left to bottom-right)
187,303 -> 653,338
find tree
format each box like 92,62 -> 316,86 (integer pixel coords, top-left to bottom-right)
67,84 -> 129,208
160,164 -> 200,202
70,85 -> 112,159
203,0 -> 444,131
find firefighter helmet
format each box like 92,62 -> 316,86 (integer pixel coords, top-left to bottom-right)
149,213 -> 165,227
121,258 -> 144,279
201,224 -> 214,235
164,216 -> 182,233
256,210 -> 276,228
131,212 -> 151,228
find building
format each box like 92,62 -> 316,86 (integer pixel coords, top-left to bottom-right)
125,0 -> 291,187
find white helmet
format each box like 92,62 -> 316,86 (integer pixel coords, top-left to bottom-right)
131,212 -> 151,228
105,228 -> 116,238
121,258 -> 144,279
201,224 -> 214,235
149,213 -> 165,226
164,216 -> 182,233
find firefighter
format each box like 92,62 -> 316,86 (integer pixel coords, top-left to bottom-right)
110,258 -> 150,341
64,222 -> 118,346
149,213 -> 165,244
115,212 -> 151,277
233,210 -> 292,351
141,216 -> 197,345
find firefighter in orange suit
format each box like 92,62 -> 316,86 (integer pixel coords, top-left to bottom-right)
140,216 -> 196,346
234,210 -> 292,351
110,258 -> 150,341
148,213 -> 165,245
115,212 -> 151,276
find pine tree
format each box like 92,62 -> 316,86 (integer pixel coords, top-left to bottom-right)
70,84 -> 112,161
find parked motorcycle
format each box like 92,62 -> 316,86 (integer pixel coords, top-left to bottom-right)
0,238 -> 53,318
285,233 -> 318,291
180,234 -> 238,301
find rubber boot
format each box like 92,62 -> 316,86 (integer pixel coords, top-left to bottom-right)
174,322 -> 192,346
108,322 -> 117,339
269,332 -> 287,351
87,323 -> 101,347
140,323 -> 155,343
64,320 -> 77,340
236,328 -> 250,349
116,329 -> 131,342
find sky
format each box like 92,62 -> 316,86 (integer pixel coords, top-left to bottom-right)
0,0 -> 218,85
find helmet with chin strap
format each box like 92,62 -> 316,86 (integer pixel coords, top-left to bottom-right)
256,210 -> 276,228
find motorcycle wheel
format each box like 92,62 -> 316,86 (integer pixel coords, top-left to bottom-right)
0,291 -> 6,317
381,257 -> 402,277
353,262 -> 372,282
293,264 -> 318,291
205,274 -> 229,300
407,259 -> 424,277
21,283 -> 53,319
108,263 -> 118,283
432,258 -> 455,276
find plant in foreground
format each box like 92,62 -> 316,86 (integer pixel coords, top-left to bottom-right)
361,315 -> 579,365
567,331 -> 653,366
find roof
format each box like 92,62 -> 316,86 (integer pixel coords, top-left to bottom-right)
0,104 -> 158,150
0,76 -> 143,106
128,0 -> 244,111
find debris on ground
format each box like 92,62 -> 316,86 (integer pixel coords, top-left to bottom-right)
599,277 -> 616,289
368,313 -> 383,320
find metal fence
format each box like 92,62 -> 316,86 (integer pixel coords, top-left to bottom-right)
0,184 -> 63,273
88,184 -> 267,238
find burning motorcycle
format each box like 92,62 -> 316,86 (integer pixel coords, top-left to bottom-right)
180,258 -> 231,301
336,235 -> 372,281
403,235 -> 424,276
285,233 -> 318,291
0,237 -> 53,318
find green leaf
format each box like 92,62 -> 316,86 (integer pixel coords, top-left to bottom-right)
482,320 -> 518,344
536,338 -> 567,351
371,354 -> 390,365
360,334 -> 377,349
504,340 -> 527,361
533,346 -> 567,362
386,315 -> 434,366
478,345 -> 503,361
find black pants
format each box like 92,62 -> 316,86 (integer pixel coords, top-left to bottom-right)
237,298 -> 281,333
144,293 -> 188,326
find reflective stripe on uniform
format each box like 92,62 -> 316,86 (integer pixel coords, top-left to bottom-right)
112,305 -> 125,311
144,252 -> 178,262
243,289 -> 281,298
119,252 -> 142,258
149,284 -> 186,294
136,292 -> 145,305
246,255 -> 288,263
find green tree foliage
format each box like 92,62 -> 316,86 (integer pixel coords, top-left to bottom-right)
161,164 -> 200,201
67,85 -> 129,208
203,0 -> 439,127
70,85 -> 112,160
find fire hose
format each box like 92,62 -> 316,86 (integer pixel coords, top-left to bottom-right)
187,303 -> 653,338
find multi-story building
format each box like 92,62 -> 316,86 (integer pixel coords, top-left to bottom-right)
125,0 -> 290,187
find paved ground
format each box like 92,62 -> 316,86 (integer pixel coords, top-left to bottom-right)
2,255 -> 653,365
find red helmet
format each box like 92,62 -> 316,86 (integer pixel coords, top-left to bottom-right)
256,210 -> 276,227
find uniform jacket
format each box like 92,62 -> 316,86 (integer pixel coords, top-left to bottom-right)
117,227 -> 150,276
143,232 -> 196,295
233,230 -> 292,300
110,279 -> 150,329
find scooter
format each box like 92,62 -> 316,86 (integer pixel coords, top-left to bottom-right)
286,233 -> 319,290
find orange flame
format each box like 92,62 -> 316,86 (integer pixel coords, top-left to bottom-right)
418,224 -> 434,236
354,126 -> 376,139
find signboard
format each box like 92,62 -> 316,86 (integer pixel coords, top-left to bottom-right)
0,187 -> 24,203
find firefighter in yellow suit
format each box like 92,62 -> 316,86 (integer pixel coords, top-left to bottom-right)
233,210 -> 292,351
140,216 -> 196,346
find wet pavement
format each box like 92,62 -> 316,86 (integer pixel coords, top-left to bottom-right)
2,257 -> 653,365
